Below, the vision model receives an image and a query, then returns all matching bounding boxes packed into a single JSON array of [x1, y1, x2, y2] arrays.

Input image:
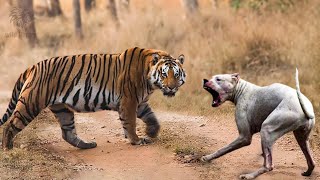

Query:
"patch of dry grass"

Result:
[[158, 125, 205, 155], [0, 111, 74, 179], [156, 122, 221, 179]]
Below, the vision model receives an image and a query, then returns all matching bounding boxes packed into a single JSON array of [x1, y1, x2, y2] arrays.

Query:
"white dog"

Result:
[[201, 69, 315, 179]]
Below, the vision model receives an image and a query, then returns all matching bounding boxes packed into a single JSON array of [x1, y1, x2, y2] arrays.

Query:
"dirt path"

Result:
[[0, 89, 319, 179], [38, 110, 320, 180]]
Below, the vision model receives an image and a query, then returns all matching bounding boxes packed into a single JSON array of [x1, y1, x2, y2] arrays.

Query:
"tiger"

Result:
[[0, 47, 186, 150]]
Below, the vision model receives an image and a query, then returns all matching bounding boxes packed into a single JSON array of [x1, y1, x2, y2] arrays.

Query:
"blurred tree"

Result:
[[120, 0, 130, 11], [84, 0, 96, 12], [211, 0, 217, 9], [73, 0, 83, 38], [182, 0, 199, 14], [7, 0, 13, 6], [107, 0, 118, 22], [14, 0, 38, 47], [47, 0, 63, 17]]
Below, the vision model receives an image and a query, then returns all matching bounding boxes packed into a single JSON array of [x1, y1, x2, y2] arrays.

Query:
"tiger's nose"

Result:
[[168, 87, 175, 90]]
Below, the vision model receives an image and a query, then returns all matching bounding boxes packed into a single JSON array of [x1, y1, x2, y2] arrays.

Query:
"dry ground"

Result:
[[0, 91, 319, 180]]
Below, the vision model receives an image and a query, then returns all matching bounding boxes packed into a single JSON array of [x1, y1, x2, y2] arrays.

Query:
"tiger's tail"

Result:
[[0, 68, 32, 126]]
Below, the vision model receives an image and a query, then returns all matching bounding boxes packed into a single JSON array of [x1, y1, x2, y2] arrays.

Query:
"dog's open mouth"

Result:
[[203, 79, 221, 107]]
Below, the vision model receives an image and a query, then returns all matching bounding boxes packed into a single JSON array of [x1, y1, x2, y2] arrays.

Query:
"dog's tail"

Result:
[[295, 68, 315, 119]]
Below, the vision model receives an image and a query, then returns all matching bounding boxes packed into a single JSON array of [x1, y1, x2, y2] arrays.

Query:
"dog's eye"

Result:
[[216, 78, 221, 82]]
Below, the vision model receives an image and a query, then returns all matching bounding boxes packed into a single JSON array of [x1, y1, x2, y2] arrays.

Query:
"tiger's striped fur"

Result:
[[1, 47, 186, 150]]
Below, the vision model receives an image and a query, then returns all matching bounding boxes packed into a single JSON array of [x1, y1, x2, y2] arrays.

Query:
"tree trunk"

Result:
[[47, 0, 63, 17], [211, 0, 217, 10], [84, 0, 95, 12], [15, 0, 38, 47], [182, 0, 199, 14], [120, 0, 130, 11], [73, 0, 83, 39], [107, 0, 118, 22]]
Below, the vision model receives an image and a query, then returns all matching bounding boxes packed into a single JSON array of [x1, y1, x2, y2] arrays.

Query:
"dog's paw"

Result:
[[200, 155, 211, 162], [301, 170, 312, 176], [239, 174, 255, 179]]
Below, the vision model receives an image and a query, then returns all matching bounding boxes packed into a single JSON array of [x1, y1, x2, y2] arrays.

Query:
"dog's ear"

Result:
[[231, 73, 240, 82]]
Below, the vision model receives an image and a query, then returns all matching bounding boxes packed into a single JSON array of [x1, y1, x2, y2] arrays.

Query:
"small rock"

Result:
[[199, 124, 206, 127], [101, 126, 106, 128], [20, 144, 27, 149], [107, 140, 111, 143], [91, 137, 95, 140]]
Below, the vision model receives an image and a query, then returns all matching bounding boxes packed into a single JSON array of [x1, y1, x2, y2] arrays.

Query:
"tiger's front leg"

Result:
[[137, 103, 160, 138], [118, 99, 151, 145]]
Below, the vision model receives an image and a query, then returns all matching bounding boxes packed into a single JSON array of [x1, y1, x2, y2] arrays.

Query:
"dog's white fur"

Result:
[[202, 69, 315, 179]]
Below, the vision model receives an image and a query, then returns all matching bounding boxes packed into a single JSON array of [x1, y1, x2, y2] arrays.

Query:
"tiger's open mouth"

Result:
[[203, 79, 221, 107]]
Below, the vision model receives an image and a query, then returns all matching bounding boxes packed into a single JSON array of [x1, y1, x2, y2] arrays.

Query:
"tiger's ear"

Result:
[[178, 54, 185, 64], [152, 53, 160, 65]]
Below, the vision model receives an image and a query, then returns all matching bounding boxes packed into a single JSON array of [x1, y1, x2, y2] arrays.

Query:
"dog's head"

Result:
[[203, 73, 240, 107]]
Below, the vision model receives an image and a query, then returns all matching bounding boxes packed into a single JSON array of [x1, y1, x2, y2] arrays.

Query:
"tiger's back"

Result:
[[23, 54, 120, 112]]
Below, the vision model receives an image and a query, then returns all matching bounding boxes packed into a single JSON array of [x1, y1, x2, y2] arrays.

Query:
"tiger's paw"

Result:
[[146, 124, 160, 138], [140, 137, 153, 145], [77, 141, 97, 149], [131, 137, 153, 145]]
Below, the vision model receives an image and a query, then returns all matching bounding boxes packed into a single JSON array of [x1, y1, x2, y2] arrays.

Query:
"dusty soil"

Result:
[[0, 91, 319, 180]]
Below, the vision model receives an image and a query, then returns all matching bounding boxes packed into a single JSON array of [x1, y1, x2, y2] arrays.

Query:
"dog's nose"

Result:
[[203, 79, 209, 85]]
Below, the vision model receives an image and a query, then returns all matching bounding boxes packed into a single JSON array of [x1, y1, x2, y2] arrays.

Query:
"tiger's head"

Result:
[[147, 52, 186, 97]]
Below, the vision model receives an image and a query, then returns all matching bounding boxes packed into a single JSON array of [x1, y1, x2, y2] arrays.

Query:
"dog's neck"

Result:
[[229, 79, 259, 105]]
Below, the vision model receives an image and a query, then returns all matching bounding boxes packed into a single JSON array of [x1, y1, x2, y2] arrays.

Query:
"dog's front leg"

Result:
[[201, 114, 252, 162], [201, 135, 252, 162]]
